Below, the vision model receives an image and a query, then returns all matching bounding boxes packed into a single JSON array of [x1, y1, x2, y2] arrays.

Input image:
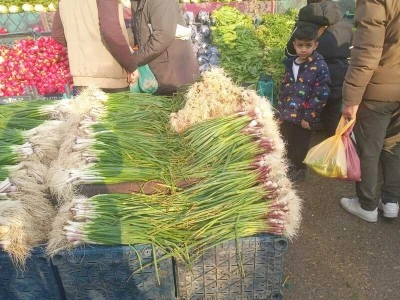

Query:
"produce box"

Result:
[[0, 31, 49, 47], [51, 244, 176, 300], [0, 11, 50, 33], [176, 234, 288, 299], [0, 248, 63, 300], [0, 84, 72, 103], [0, 34, 73, 98]]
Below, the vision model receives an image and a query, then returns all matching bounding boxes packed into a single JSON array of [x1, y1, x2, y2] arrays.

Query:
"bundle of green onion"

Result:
[[50, 71, 301, 264], [0, 99, 62, 264], [63, 113, 287, 266], [0, 100, 56, 187], [67, 93, 187, 188]]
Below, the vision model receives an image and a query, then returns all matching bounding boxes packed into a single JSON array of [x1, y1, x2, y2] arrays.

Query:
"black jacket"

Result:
[[286, 0, 353, 99]]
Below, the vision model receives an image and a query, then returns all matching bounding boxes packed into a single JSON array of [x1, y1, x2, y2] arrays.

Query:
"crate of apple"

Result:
[[0, 37, 72, 97]]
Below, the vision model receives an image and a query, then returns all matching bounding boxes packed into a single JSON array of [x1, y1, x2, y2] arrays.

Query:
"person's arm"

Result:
[[342, 0, 386, 109], [132, 0, 178, 66], [302, 61, 330, 124], [51, 9, 67, 47], [97, 0, 137, 72]]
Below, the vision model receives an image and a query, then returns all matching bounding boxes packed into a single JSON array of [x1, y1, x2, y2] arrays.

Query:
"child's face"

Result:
[[293, 39, 318, 61]]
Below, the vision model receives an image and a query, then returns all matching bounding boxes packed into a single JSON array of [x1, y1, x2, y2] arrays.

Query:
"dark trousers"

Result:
[[280, 121, 312, 171], [354, 100, 400, 211], [321, 95, 342, 137]]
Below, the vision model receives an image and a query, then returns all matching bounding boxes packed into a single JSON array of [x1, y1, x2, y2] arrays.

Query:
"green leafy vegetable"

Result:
[[211, 6, 266, 84]]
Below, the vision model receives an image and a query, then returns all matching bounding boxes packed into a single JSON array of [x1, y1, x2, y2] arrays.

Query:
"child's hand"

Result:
[[301, 119, 311, 130]]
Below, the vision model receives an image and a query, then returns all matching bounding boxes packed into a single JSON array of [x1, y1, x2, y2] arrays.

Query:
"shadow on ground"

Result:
[[282, 140, 400, 299]]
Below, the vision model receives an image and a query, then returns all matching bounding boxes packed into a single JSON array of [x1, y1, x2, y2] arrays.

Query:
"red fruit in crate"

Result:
[[0, 36, 73, 96], [27, 72, 35, 79], [47, 84, 57, 94], [0, 28, 8, 34]]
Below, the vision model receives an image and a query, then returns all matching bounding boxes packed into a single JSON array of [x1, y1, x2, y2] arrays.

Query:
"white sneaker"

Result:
[[340, 197, 378, 222], [378, 199, 399, 218]]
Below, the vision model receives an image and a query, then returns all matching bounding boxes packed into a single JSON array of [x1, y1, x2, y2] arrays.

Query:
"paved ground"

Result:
[[282, 163, 400, 299]]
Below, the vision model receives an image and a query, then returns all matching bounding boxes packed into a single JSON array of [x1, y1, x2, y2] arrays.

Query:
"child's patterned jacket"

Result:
[[277, 51, 330, 129]]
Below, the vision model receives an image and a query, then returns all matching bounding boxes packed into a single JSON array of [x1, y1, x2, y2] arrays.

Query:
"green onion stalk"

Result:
[[0, 127, 46, 166], [0, 100, 56, 131], [0, 141, 29, 167], [0, 167, 8, 183]]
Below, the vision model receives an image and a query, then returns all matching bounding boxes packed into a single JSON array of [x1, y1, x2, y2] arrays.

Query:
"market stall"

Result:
[[0, 72, 301, 299], [0, 1, 310, 299]]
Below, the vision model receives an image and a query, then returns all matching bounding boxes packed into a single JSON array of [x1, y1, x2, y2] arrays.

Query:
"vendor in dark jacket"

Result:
[[286, 0, 353, 136], [130, 0, 200, 95]]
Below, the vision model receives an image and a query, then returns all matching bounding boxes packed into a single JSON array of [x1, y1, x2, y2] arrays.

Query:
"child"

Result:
[[285, 0, 353, 137], [277, 25, 330, 182]]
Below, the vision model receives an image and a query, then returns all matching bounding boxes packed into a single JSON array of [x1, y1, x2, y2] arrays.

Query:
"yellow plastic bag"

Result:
[[303, 117, 356, 178]]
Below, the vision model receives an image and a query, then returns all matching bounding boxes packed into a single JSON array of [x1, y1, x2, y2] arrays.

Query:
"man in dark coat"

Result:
[[286, 0, 353, 136], [130, 0, 200, 95]]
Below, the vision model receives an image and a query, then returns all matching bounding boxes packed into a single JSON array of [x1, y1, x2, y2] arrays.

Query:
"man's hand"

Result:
[[301, 119, 311, 130], [128, 69, 139, 84], [342, 104, 359, 120]]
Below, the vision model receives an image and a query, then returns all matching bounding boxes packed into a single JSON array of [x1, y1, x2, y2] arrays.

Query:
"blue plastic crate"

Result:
[[0, 12, 43, 33], [175, 234, 288, 300], [51, 244, 176, 300], [0, 248, 63, 300]]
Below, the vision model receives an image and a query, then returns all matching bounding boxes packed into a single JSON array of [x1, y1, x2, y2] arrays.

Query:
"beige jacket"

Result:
[[343, 0, 400, 105], [53, 0, 131, 88]]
